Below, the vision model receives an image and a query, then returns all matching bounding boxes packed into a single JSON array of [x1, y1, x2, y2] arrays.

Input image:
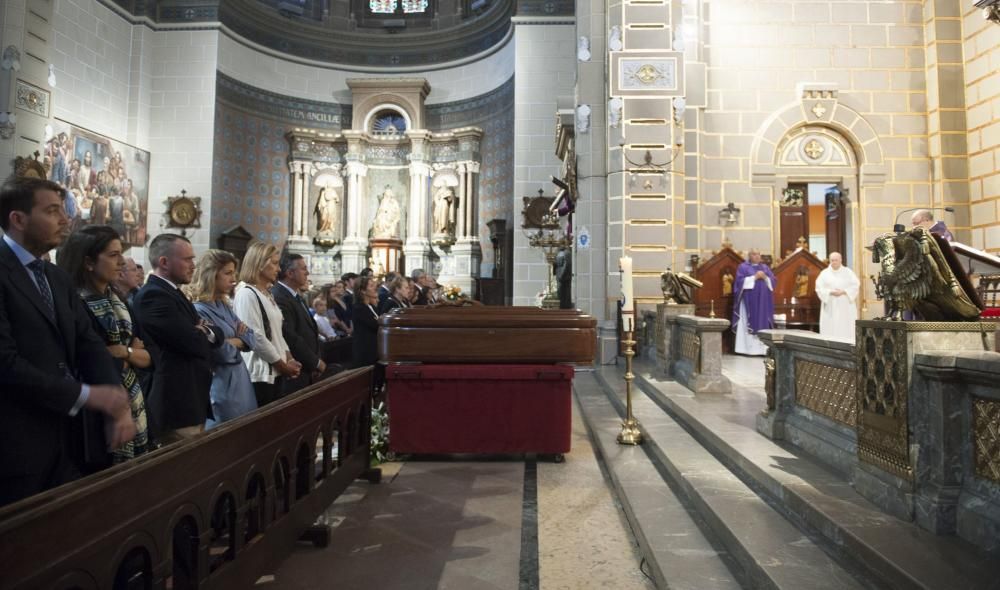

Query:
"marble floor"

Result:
[[267, 393, 655, 590]]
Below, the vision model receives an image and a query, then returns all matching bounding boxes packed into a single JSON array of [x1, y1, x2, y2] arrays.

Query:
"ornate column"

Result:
[[341, 154, 369, 274], [287, 161, 311, 249], [461, 161, 481, 241], [404, 151, 433, 273]]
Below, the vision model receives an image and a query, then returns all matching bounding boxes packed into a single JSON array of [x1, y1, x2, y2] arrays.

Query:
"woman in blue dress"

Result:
[[185, 249, 258, 427]]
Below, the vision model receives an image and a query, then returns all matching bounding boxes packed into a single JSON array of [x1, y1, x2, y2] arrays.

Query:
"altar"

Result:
[[282, 78, 484, 293], [378, 307, 597, 457]]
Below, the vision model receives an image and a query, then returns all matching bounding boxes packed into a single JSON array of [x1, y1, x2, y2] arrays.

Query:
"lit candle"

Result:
[[620, 256, 634, 332]]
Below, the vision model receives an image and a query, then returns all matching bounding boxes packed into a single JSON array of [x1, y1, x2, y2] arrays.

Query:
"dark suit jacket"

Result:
[[132, 275, 222, 433], [377, 295, 405, 315], [413, 286, 429, 306], [272, 283, 321, 393], [351, 302, 379, 368], [0, 239, 118, 504]]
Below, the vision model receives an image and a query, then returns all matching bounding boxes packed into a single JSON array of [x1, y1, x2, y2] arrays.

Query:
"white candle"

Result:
[[620, 256, 634, 332]]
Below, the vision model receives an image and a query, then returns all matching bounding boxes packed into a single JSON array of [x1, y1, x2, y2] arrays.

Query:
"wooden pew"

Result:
[[772, 249, 826, 332], [0, 368, 376, 590], [379, 307, 597, 457]]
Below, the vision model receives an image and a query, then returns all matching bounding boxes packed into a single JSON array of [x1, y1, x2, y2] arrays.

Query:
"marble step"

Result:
[[631, 364, 1000, 590], [592, 369, 871, 590], [574, 372, 743, 590]]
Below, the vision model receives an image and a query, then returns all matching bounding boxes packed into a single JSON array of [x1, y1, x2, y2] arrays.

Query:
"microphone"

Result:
[[893, 206, 954, 233]]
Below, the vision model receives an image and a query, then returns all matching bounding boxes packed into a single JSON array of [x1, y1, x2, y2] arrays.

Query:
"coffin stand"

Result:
[[379, 307, 597, 458]]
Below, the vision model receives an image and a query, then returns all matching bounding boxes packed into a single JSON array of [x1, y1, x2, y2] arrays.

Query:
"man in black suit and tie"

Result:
[[133, 233, 223, 442], [411, 268, 432, 305], [273, 253, 325, 395], [0, 177, 135, 506]]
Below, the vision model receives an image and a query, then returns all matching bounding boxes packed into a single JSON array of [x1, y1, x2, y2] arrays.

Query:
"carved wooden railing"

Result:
[[0, 367, 376, 590]]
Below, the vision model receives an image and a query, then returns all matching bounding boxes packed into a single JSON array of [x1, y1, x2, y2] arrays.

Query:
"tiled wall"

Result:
[[511, 20, 575, 306], [965, 5, 1000, 251]]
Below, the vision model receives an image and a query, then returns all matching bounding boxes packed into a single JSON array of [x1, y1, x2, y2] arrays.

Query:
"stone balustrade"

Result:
[[655, 303, 695, 378], [913, 351, 1000, 551], [755, 321, 999, 553], [756, 329, 858, 476], [665, 314, 731, 394]]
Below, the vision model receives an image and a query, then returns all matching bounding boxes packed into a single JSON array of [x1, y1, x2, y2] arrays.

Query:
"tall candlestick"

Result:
[[620, 256, 634, 332]]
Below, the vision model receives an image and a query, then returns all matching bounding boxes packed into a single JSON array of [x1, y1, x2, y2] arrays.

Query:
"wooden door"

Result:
[[825, 188, 846, 264], [779, 185, 808, 258]]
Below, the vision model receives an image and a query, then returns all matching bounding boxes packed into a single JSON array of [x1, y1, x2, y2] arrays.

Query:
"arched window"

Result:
[[371, 110, 407, 137], [356, 0, 435, 27]]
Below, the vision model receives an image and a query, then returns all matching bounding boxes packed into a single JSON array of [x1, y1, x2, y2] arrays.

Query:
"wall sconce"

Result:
[[0, 112, 17, 140], [1, 46, 21, 71], [620, 139, 680, 190], [719, 202, 740, 225], [975, 0, 1000, 23]]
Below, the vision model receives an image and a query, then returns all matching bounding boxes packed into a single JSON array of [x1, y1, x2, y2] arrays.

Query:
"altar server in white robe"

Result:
[[815, 252, 860, 343]]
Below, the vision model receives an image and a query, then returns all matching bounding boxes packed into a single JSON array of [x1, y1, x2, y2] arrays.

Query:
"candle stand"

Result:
[[616, 330, 643, 445]]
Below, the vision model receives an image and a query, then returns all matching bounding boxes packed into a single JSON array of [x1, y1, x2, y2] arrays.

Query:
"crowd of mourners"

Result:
[[0, 177, 443, 507]]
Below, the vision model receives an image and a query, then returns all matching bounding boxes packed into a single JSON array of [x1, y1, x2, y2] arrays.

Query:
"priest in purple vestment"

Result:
[[732, 249, 776, 356]]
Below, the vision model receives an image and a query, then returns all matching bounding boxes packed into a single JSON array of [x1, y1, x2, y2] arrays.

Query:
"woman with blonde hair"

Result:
[[233, 241, 301, 406], [185, 250, 257, 426]]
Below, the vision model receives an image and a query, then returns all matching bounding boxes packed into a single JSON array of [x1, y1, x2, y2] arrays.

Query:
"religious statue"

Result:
[[794, 265, 810, 298], [371, 185, 401, 239], [432, 185, 456, 241], [721, 269, 734, 297], [314, 186, 341, 240]]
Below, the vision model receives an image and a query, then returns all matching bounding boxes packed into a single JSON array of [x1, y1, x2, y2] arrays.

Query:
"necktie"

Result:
[[27, 259, 56, 320]]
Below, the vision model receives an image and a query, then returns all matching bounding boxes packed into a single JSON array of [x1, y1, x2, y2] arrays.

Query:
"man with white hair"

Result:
[[911, 209, 953, 242], [815, 252, 860, 343]]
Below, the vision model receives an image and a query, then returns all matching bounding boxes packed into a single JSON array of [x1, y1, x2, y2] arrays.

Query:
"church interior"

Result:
[[2, 0, 1000, 588]]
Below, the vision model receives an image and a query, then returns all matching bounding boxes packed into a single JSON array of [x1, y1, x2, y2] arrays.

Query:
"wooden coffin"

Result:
[[378, 306, 597, 365]]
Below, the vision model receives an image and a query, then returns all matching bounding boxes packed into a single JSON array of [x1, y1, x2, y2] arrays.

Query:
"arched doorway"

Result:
[[751, 85, 887, 316]]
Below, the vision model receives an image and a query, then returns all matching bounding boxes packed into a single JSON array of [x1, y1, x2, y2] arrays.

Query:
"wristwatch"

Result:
[[126, 346, 134, 360]]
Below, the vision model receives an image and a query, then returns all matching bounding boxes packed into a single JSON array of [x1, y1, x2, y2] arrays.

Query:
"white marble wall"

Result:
[[216, 31, 514, 106], [511, 21, 576, 307], [50, 0, 134, 141], [145, 29, 220, 257]]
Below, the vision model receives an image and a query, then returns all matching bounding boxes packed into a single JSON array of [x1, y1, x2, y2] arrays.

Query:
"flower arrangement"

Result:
[[370, 402, 393, 465], [443, 284, 464, 301]]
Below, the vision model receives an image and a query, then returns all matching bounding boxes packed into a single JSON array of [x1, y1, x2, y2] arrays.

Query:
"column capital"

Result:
[[288, 161, 305, 174], [464, 161, 482, 175], [346, 161, 368, 177], [410, 161, 433, 177]]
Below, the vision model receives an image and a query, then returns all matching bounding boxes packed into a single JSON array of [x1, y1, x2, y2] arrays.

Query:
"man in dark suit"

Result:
[[340, 272, 358, 326], [377, 271, 397, 306], [0, 177, 134, 506], [132, 233, 222, 443], [411, 268, 431, 305], [273, 253, 325, 395]]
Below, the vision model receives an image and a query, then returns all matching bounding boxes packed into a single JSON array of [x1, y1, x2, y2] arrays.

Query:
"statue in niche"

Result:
[[432, 185, 457, 242], [721, 269, 734, 297], [794, 265, 810, 298], [371, 185, 402, 239], [314, 185, 342, 240]]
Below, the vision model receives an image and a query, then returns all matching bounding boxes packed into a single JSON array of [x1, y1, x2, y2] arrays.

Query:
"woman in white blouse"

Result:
[[233, 241, 302, 407]]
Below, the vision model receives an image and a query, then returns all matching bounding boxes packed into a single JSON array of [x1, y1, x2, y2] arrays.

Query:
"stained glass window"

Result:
[[369, 0, 397, 13], [401, 0, 428, 12]]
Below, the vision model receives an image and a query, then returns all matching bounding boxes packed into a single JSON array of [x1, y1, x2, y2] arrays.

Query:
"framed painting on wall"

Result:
[[44, 119, 151, 248]]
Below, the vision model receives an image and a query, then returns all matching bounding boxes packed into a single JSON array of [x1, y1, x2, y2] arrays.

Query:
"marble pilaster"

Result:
[[341, 157, 369, 273]]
